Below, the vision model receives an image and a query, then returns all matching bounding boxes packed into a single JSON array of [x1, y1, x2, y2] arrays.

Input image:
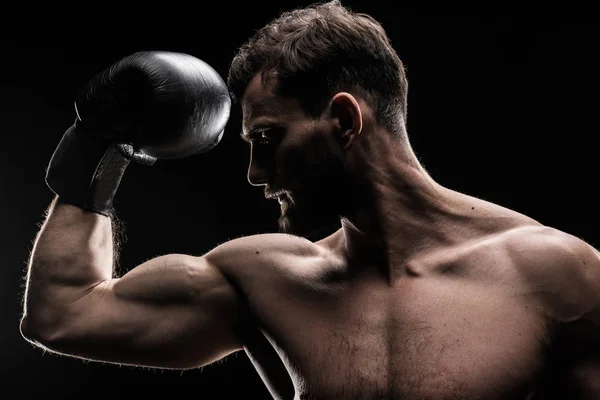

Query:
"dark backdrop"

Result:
[[0, 3, 597, 399]]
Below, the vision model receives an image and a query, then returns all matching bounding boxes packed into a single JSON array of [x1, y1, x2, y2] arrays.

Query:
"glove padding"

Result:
[[46, 51, 231, 215]]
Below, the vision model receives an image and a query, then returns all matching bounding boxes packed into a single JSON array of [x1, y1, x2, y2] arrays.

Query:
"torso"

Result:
[[219, 201, 583, 399]]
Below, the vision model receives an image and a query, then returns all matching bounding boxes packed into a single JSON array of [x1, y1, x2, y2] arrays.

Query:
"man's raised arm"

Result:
[[20, 50, 235, 369], [21, 199, 243, 369]]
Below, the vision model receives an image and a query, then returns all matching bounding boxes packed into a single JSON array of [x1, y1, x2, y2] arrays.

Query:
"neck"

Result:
[[339, 127, 466, 264]]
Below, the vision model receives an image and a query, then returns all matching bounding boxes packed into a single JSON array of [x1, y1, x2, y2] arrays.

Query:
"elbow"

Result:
[[20, 313, 66, 348], [20, 315, 42, 343]]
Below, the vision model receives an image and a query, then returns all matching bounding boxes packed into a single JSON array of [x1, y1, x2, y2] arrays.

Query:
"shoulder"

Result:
[[503, 225, 598, 276], [203, 232, 330, 276], [502, 225, 600, 323]]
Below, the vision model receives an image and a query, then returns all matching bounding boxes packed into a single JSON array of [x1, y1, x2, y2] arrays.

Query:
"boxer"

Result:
[[21, 2, 600, 399]]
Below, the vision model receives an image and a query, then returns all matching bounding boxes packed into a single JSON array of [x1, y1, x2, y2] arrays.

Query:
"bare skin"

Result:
[[21, 74, 600, 399]]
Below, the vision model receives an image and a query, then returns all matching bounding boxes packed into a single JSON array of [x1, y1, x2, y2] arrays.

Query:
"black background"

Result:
[[0, 3, 597, 399]]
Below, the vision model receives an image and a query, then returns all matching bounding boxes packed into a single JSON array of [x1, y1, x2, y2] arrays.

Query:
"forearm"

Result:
[[22, 196, 117, 329]]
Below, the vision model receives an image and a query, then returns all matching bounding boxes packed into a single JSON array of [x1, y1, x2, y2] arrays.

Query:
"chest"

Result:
[[248, 275, 551, 399]]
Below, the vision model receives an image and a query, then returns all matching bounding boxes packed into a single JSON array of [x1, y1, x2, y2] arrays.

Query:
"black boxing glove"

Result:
[[46, 51, 231, 216]]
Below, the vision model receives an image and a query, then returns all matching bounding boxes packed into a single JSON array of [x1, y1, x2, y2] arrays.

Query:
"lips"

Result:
[[264, 188, 286, 199], [267, 193, 285, 202], [265, 190, 288, 205]]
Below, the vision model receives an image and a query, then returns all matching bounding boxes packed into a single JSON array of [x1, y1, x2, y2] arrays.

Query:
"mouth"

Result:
[[265, 189, 285, 198], [265, 190, 290, 205], [267, 194, 286, 204]]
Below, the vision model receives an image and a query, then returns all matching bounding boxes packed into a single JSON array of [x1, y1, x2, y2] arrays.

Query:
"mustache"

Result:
[[264, 187, 296, 207], [264, 186, 289, 199]]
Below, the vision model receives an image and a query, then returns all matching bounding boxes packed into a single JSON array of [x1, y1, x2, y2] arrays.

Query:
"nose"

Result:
[[247, 152, 270, 186]]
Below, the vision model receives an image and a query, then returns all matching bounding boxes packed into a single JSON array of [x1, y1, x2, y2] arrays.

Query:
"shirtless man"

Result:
[[20, 1, 600, 399]]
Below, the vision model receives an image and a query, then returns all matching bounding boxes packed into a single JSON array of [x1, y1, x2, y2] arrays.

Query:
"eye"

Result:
[[253, 129, 276, 147], [256, 131, 271, 146]]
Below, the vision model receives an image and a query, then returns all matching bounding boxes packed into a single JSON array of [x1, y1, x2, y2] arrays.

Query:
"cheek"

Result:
[[276, 142, 313, 181], [278, 137, 343, 183]]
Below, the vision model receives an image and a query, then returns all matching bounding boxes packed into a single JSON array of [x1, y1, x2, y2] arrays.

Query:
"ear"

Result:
[[330, 92, 363, 150]]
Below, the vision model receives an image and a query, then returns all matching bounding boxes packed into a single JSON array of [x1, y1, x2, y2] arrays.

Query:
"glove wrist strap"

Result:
[[45, 124, 131, 216]]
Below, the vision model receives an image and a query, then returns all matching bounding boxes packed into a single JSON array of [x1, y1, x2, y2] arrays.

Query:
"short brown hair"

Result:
[[228, 0, 409, 137]]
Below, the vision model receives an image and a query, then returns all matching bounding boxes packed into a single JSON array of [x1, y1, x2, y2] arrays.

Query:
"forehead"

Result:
[[241, 73, 301, 131]]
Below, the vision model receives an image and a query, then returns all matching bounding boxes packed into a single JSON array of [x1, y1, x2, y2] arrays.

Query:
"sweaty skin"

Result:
[[21, 74, 600, 400]]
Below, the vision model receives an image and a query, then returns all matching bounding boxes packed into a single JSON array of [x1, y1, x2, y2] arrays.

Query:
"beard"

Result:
[[277, 192, 340, 239], [273, 134, 355, 240]]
